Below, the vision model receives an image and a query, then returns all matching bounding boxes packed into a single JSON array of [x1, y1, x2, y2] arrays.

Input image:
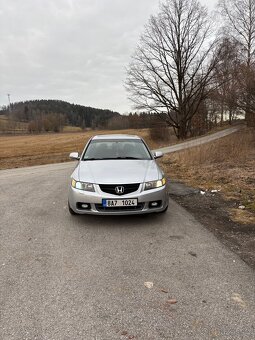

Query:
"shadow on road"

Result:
[[67, 210, 169, 230]]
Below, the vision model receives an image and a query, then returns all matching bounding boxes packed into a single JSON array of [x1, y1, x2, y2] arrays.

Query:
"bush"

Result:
[[149, 122, 171, 142]]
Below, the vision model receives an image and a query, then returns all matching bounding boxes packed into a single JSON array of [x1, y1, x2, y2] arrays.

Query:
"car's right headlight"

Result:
[[144, 177, 166, 191], [71, 179, 95, 192]]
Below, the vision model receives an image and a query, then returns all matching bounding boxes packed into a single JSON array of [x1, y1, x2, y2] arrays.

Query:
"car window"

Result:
[[83, 139, 152, 160]]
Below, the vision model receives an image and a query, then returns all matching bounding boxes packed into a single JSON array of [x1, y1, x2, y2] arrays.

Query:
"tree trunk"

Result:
[[177, 120, 188, 139], [220, 102, 224, 126], [229, 109, 232, 125], [246, 110, 255, 127]]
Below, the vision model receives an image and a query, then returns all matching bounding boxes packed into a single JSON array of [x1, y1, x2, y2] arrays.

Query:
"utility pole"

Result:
[[7, 94, 11, 112]]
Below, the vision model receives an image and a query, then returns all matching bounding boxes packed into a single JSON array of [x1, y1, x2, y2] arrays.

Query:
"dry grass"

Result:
[[0, 117, 84, 134], [149, 124, 173, 142], [160, 128, 255, 223], [62, 126, 83, 132], [0, 116, 28, 132], [0, 128, 173, 170], [174, 129, 252, 165]]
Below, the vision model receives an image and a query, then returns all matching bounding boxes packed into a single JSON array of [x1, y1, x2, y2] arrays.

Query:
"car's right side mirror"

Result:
[[69, 152, 80, 160], [154, 151, 163, 159]]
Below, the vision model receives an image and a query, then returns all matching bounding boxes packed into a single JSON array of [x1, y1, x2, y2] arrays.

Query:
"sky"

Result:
[[0, 0, 217, 114]]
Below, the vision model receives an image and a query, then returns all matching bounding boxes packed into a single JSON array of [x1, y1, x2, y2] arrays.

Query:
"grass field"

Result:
[[0, 115, 28, 132], [0, 115, 85, 134], [0, 128, 176, 170]]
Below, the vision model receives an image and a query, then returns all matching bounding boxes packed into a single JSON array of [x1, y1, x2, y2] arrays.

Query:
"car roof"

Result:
[[92, 134, 141, 140]]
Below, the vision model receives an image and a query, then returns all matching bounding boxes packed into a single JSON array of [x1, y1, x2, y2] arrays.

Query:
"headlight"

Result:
[[71, 179, 95, 192], [144, 177, 166, 191]]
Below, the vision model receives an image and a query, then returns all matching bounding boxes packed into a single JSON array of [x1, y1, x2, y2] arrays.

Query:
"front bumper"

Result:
[[68, 183, 169, 215]]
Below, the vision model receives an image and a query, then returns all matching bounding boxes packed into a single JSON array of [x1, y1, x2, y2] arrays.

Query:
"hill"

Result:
[[0, 99, 120, 131]]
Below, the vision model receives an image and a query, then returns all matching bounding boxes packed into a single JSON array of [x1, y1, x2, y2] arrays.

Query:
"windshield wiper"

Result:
[[116, 157, 141, 160], [84, 157, 144, 161], [84, 157, 118, 161], [83, 158, 103, 161]]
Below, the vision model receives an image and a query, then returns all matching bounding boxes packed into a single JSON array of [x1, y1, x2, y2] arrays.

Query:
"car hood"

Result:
[[77, 160, 161, 184]]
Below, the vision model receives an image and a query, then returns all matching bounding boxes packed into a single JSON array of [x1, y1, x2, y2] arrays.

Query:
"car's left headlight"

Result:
[[144, 177, 166, 191], [71, 179, 95, 192]]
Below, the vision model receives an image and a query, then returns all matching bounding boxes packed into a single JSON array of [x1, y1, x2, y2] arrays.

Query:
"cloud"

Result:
[[0, 0, 217, 113]]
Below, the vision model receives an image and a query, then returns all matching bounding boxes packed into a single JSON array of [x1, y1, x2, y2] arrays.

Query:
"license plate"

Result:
[[102, 199, 138, 207]]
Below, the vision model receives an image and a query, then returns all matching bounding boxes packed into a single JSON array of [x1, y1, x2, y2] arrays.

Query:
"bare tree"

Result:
[[214, 38, 241, 124], [126, 0, 219, 139], [219, 0, 255, 126]]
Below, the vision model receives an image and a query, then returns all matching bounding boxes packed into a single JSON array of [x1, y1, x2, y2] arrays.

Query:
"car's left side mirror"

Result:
[[69, 152, 80, 160], [154, 151, 163, 159]]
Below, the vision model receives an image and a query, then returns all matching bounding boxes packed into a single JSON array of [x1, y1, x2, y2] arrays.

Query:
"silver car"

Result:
[[68, 134, 169, 215]]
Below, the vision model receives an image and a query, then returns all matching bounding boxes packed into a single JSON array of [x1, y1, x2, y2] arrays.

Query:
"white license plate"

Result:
[[102, 199, 138, 207]]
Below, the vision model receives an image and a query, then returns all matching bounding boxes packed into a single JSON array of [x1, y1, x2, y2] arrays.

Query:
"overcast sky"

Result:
[[0, 0, 217, 114]]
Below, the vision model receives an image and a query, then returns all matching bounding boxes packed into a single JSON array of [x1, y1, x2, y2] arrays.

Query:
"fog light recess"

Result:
[[149, 201, 162, 209], [77, 203, 91, 210]]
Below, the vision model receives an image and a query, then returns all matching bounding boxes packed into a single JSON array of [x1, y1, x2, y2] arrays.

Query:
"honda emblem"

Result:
[[115, 186, 124, 194]]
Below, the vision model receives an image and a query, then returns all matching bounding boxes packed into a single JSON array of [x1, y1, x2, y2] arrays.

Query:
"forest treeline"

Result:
[[0, 99, 160, 133], [0, 100, 120, 132]]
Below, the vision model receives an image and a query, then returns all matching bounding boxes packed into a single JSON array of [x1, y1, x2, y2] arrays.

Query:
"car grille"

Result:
[[99, 183, 140, 196], [95, 203, 144, 212]]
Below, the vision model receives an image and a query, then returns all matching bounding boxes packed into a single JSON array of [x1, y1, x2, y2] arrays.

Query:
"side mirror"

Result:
[[69, 152, 80, 160], [154, 151, 163, 159]]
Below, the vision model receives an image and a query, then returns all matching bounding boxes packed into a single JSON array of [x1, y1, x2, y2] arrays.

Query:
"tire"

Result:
[[68, 202, 78, 215]]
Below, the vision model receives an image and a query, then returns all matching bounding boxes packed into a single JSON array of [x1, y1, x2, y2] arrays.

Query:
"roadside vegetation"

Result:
[[160, 128, 255, 224]]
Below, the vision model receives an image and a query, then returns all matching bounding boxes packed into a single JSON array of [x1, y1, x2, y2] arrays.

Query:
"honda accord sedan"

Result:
[[68, 134, 169, 215]]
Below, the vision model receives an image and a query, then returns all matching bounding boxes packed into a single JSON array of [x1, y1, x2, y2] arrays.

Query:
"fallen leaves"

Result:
[[143, 281, 178, 313], [188, 251, 197, 257], [231, 293, 246, 308], [160, 289, 169, 294], [166, 299, 178, 305], [144, 281, 153, 289], [120, 330, 135, 339]]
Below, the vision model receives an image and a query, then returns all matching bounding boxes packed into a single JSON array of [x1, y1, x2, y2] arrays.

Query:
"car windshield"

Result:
[[82, 139, 152, 161]]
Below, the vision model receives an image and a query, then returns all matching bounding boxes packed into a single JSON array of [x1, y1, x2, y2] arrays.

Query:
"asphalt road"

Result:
[[156, 126, 241, 154], [0, 160, 254, 340]]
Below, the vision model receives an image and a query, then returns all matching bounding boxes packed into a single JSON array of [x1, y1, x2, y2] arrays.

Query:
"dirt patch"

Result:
[[170, 182, 255, 269]]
